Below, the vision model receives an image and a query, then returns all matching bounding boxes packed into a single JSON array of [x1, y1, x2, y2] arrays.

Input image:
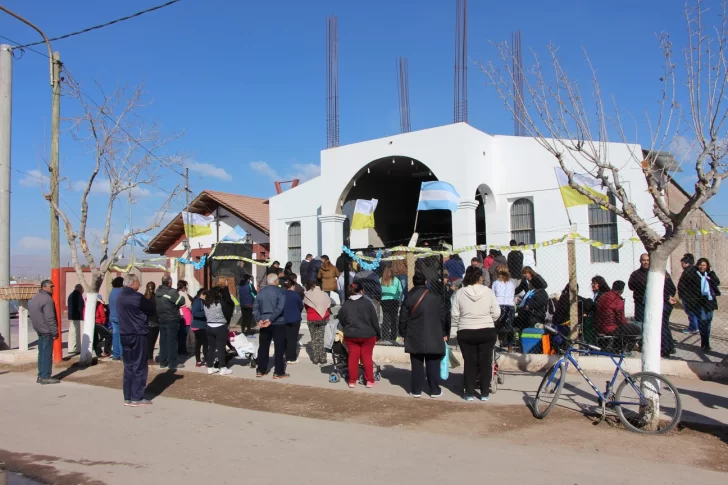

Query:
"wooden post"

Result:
[[18, 299, 28, 352], [407, 253, 415, 289], [568, 233, 579, 339]]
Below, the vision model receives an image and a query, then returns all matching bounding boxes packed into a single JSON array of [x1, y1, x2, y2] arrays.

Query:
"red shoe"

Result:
[[366, 382, 375, 388], [195, 362, 203, 368]]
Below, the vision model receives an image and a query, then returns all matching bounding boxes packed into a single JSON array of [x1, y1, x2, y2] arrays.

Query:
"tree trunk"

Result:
[[79, 291, 98, 365], [640, 246, 671, 430]]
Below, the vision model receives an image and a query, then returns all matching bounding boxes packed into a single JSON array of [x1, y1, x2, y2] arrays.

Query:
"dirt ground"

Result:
[[24, 361, 722, 475]]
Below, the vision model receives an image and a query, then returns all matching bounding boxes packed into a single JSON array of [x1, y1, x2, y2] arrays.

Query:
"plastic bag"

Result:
[[231, 333, 257, 359], [440, 343, 450, 380], [324, 318, 338, 351]]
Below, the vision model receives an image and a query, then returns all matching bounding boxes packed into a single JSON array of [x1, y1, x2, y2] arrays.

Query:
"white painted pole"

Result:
[[18, 300, 28, 352], [0, 45, 13, 348]]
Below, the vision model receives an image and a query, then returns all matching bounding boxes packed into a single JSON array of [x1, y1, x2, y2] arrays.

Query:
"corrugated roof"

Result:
[[146, 190, 269, 254]]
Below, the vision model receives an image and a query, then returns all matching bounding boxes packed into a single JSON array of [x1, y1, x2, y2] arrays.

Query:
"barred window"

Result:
[[511, 198, 535, 245], [588, 195, 619, 263], [287, 222, 302, 275]]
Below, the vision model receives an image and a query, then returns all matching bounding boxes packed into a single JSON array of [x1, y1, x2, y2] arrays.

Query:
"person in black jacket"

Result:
[[680, 258, 721, 351], [155, 276, 185, 369], [399, 272, 448, 398], [514, 267, 549, 332], [67, 284, 84, 355], [117, 274, 155, 406], [300, 254, 312, 286], [507, 240, 524, 282], [338, 282, 381, 388], [239, 274, 257, 335]]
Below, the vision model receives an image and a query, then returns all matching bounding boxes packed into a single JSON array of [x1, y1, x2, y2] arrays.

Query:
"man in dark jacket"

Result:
[[253, 273, 287, 377], [507, 240, 523, 282], [335, 252, 348, 274], [117, 274, 155, 406], [399, 272, 448, 397], [29, 280, 60, 385], [307, 257, 322, 286], [66, 284, 84, 355], [677, 253, 700, 334], [300, 254, 312, 285], [155, 275, 185, 369]]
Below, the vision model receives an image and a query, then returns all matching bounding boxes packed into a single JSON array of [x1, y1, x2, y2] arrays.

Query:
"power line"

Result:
[[0, 34, 49, 58], [13, 0, 183, 48]]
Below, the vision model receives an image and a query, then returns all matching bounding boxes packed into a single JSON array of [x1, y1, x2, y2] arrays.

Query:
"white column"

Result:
[[452, 199, 479, 263], [318, 214, 346, 258], [18, 300, 28, 352]]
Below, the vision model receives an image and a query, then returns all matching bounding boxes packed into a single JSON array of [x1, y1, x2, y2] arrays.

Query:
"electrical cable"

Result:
[[13, 0, 182, 48]]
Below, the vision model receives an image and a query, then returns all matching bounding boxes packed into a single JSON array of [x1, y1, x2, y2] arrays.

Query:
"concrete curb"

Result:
[[372, 345, 728, 380], [0, 349, 37, 365]]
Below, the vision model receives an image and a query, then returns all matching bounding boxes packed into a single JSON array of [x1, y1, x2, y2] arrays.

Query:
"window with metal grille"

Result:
[[588, 195, 619, 263], [510, 198, 535, 245], [287, 222, 302, 275]]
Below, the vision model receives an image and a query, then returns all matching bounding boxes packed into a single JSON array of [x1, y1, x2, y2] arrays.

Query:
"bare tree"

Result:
[[481, 0, 727, 427], [45, 74, 183, 364]]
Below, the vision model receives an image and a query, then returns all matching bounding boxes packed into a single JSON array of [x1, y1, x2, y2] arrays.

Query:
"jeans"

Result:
[[206, 325, 229, 369], [410, 353, 443, 395], [344, 336, 376, 385], [37, 334, 53, 379], [257, 325, 287, 375], [93, 325, 112, 356], [458, 328, 497, 397], [683, 301, 699, 332], [158, 321, 180, 367], [698, 308, 714, 349], [110, 317, 121, 359], [147, 326, 160, 362], [193, 328, 208, 363], [285, 322, 301, 362], [121, 334, 148, 402], [178, 320, 189, 355]]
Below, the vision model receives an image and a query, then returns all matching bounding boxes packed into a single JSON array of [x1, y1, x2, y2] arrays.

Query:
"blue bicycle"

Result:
[[533, 325, 682, 435]]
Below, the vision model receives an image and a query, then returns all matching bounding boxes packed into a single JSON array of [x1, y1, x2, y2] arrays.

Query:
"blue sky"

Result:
[[3, 0, 727, 275]]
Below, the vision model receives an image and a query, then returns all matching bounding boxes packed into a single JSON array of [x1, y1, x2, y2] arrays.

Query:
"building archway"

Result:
[[338, 156, 453, 248], [474, 184, 496, 246]]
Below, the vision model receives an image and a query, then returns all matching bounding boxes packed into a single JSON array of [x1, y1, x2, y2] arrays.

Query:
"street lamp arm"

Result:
[[0, 6, 54, 85]]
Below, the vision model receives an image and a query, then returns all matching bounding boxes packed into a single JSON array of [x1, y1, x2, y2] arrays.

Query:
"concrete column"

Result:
[[318, 214, 346, 258], [0, 45, 12, 347], [452, 199, 479, 263]]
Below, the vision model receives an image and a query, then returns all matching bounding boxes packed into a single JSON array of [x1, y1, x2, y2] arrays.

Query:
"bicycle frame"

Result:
[[555, 345, 637, 407]]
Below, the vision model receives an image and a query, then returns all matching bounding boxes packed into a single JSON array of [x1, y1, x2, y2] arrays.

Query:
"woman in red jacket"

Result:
[[593, 276, 641, 351]]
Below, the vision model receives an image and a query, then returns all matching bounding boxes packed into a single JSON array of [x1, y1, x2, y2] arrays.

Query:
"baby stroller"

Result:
[[328, 330, 382, 384], [230, 331, 257, 368]]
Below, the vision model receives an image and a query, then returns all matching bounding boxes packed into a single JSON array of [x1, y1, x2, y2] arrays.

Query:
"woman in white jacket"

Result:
[[451, 266, 501, 401]]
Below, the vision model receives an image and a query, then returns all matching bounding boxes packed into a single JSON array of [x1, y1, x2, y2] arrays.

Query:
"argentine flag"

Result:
[[417, 181, 461, 212]]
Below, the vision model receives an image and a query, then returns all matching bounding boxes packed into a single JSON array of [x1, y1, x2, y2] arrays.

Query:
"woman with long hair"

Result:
[[491, 265, 516, 352], [590, 276, 610, 305], [176, 280, 193, 355], [337, 282, 381, 388], [144, 281, 159, 365], [451, 267, 501, 401], [694, 258, 720, 351], [203, 286, 233, 376], [284, 261, 294, 277], [191, 288, 208, 367], [303, 281, 331, 365], [238, 274, 257, 335], [380, 266, 403, 341], [513, 266, 550, 332]]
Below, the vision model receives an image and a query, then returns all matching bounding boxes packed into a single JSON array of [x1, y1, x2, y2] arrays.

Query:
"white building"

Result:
[[269, 123, 663, 314]]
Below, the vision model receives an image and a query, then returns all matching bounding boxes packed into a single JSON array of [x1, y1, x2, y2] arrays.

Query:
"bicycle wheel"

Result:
[[532, 361, 566, 419], [614, 371, 682, 435]]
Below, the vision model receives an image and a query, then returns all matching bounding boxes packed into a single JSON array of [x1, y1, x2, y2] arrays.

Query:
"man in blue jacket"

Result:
[[117, 274, 155, 406], [108, 277, 124, 361], [253, 273, 287, 378]]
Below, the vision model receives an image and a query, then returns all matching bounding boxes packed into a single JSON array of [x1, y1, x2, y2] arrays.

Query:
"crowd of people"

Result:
[[24, 242, 721, 406]]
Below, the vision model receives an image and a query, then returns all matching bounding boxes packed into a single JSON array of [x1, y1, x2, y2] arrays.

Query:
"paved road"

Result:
[[1, 369, 727, 485]]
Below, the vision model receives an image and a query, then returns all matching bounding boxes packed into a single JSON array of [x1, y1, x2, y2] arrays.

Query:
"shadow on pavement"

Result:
[[145, 370, 184, 400]]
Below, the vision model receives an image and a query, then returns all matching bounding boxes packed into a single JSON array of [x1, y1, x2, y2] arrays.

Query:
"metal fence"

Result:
[[334, 240, 727, 362]]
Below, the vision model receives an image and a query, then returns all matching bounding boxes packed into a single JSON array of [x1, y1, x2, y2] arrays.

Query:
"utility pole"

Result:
[[50, 52, 62, 362], [0, 45, 12, 348]]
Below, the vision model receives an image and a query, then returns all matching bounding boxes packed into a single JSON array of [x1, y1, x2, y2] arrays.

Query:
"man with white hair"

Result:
[[253, 273, 287, 378], [117, 273, 156, 407]]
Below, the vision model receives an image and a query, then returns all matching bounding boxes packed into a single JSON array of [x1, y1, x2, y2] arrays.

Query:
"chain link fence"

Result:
[[336, 239, 727, 361]]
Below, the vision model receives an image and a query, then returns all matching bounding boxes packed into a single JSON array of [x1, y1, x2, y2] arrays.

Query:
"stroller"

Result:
[[230, 331, 257, 368], [328, 330, 382, 384]]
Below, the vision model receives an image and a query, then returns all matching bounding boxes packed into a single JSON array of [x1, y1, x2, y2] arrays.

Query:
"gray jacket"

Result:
[[29, 289, 59, 336], [253, 285, 286, 325]]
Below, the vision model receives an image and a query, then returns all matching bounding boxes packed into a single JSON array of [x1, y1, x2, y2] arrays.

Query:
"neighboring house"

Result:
[[146, 190, 270, 294]]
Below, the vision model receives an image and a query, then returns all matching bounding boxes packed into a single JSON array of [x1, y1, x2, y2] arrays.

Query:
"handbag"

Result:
[[410, 289, 429, 314], [440, 342, 450, 380]]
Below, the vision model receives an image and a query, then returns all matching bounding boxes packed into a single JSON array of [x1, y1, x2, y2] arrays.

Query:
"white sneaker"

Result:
[[207, 368, 220, 375], [219, 367, 232, 376]]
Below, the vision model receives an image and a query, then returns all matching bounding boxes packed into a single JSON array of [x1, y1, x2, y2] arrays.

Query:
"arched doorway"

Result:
[[474, 184, 495, 246], [338, 156, 453, 248]]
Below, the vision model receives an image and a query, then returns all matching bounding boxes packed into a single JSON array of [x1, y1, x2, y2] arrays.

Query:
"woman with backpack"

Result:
[[399, 272, 448, 398]]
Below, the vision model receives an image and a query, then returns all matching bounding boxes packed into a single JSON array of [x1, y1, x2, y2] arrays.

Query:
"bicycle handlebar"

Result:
[[543, 324, 601, 352]]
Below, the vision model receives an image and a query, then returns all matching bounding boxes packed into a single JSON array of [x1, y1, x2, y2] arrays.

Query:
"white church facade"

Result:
[[269, 123, 659, 311]]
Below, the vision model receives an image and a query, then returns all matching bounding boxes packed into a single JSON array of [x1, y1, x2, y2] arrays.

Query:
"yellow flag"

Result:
[[554, 167, 607, 208]]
